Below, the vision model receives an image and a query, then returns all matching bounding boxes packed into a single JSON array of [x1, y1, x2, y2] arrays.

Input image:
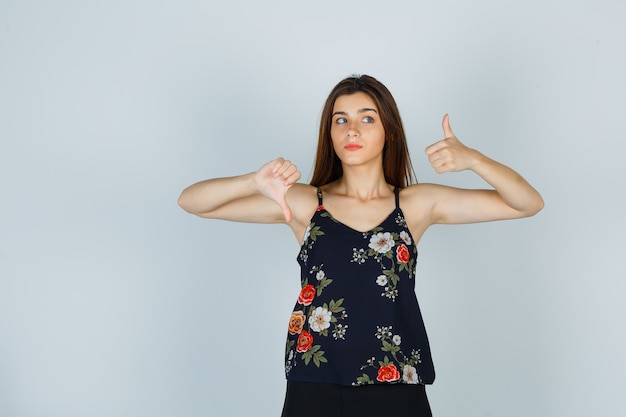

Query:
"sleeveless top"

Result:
[[284, 187, 435, 386]]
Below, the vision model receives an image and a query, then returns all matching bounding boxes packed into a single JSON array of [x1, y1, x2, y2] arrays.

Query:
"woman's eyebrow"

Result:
[[358, 107, 378, 114], [332, 108, 378, 117]]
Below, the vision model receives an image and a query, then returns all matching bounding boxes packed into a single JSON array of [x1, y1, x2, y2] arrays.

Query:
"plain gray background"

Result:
[[1, 0, 625, 416]]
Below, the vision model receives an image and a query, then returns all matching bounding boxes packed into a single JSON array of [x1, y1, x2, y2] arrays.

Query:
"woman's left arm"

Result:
[[423, 115, 544, 224]]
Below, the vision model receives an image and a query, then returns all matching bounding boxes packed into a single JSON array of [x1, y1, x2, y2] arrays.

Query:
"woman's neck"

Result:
[[327, 166, 393, 201]]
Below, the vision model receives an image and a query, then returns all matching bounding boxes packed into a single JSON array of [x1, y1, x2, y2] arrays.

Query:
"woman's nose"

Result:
[[347, 122, 359, 137]]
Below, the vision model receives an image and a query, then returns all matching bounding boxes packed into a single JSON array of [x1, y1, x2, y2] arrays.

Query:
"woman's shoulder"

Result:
[[287, 182, 320, 216], [397, 184, 441, 244], [283, 183, 320, 242], [400, 183, 441, 199], [288, 183, 319, 199], [398, 183, 445, 214]]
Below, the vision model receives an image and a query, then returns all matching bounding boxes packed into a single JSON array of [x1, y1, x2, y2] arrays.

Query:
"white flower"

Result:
[[400, 230, 412, 245], [375, 326, 393, 339], [411, 349, 422, 363], [382, 286, 398, 301], [368, 232, 395, 253], [392, 335, 402, 346], [316, 270, 326, 281], [332, 323, 348, 340], [351, 248, 367, 264], [309, 306, 332, 332], [403, 365, 419, 384], [376, 275, 388, 286]]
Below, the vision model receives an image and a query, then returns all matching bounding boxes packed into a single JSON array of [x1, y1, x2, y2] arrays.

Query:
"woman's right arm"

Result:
[[177, 158, 302, 224]]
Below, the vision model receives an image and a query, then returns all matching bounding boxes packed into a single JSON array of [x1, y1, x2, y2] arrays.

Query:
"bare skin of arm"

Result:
[[402, 115, 544, 243], [178, 158, 317, 243], [178, 116, 543, 247]]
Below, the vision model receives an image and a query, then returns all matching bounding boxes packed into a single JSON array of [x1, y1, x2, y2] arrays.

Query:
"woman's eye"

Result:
[[363, 116, 374, 123], [336, 117, 347, 124]]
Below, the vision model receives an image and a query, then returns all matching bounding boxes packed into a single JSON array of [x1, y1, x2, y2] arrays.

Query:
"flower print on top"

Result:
[[377, 363, 401, 382], [403, 364, 419, 384], [288, 311, 306, 335], [349, 223, 417, 302], [309, 306, 332, 332], [333, 193, 419, 303], [396, 244, 410, 264], [285, 262, 349, 371], [298, 284, 316, 306], [369, 232, 395, 253], [400, 230, 412, 245], [299, 221, 324, 264], [285, 187, 435, 386], [353, 325, 424, 386]]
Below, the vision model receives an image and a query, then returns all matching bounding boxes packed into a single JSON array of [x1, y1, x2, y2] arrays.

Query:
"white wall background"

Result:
[[1, 0, 625, 416]]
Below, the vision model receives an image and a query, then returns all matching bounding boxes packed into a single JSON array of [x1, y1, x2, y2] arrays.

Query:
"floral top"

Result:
[[284, 187, 435, 386]]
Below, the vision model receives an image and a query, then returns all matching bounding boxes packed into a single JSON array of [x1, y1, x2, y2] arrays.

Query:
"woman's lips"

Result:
[[344, 143, 363, 151]]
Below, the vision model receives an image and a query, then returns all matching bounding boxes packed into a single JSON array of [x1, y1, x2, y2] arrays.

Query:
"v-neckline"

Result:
[[318, 206, 400, 234]]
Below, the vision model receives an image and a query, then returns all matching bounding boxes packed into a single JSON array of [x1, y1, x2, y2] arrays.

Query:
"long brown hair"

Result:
[[310, 74, 416, 187]]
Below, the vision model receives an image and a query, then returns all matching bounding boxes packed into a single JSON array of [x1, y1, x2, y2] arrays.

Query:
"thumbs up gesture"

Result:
[[425, 114, 476, 173]]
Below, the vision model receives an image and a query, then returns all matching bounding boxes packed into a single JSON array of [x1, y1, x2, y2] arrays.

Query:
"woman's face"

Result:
[[330, 92, 386, 167]]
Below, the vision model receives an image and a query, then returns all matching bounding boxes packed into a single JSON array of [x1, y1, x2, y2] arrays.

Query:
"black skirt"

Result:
[[281, 381, 433, 417]]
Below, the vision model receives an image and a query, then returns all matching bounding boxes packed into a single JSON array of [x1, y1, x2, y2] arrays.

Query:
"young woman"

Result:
[[178, 75, 544, 417]]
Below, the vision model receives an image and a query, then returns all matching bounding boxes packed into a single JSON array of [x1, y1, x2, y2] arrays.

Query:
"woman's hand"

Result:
[[425, 114, 478, 173], [413, 114, 543, 224], [252, 158, 301, 222]]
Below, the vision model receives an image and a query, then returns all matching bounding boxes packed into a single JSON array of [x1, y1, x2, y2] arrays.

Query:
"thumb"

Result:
[[442, 114, 455, 139], [276, 194, 293, 223], [282, 203, 293, 223]]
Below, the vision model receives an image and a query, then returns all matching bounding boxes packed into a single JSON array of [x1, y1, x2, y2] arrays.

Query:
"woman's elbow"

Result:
[[525, 194, 545, 217], [177, 191, 197, 214]]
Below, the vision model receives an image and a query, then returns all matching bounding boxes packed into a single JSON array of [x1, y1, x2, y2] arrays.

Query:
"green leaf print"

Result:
[[355, 374, 374, 385], [378, 355, 392, 367], [313, 350, 328, 367], [384, 269, 400, 286], [382, 339, 401, 354], [328, 298, 345, 313], [317, 277, 333, 296], [308, 224, 324, 241], [302, 345, 327, 367]]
